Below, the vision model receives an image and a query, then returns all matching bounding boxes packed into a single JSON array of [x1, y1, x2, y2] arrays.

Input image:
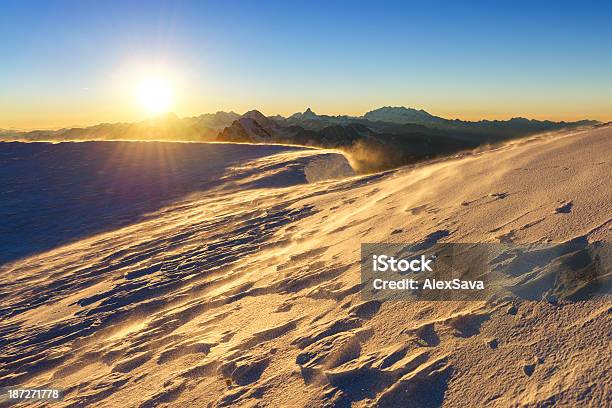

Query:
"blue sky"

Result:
[[1, 0, 611, 128]]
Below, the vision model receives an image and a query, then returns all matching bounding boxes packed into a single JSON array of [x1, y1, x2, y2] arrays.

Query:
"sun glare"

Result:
[[135, 77, 174, 116]]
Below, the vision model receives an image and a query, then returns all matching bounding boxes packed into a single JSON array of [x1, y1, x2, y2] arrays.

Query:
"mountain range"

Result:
[[0, 111, 242, 142], [217, 107, 597, 171], [1, 107, 598, 171]]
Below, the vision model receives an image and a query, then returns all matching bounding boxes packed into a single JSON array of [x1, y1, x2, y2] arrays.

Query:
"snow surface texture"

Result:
[[0, 142, 349, 265], [0, 127, 610, 407]]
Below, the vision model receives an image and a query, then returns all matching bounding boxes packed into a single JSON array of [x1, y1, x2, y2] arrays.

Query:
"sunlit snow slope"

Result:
[[0, 127, 610, 407]]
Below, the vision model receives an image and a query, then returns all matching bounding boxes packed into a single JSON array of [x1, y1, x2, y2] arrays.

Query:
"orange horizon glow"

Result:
[[2, 104, 609, 132]]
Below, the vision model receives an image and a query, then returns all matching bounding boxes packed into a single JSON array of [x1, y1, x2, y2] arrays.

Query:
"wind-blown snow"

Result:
[[0, 142, 351, 265]]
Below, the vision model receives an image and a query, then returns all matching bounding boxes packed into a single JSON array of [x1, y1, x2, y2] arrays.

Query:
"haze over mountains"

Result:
[[1, 107, 598, 171], [0, 111, 242, 142]]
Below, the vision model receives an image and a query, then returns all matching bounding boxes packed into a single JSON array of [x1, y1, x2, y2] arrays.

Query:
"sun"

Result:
[[135, 77, 174, 116]]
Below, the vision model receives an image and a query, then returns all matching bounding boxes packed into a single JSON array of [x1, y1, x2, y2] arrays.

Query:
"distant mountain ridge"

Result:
[[1, 106, 596, 142], [1, 107, 598, 171], [0, 111, 241, 142], [218, 108, 597, 171], [281, 106, 596, 137]]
